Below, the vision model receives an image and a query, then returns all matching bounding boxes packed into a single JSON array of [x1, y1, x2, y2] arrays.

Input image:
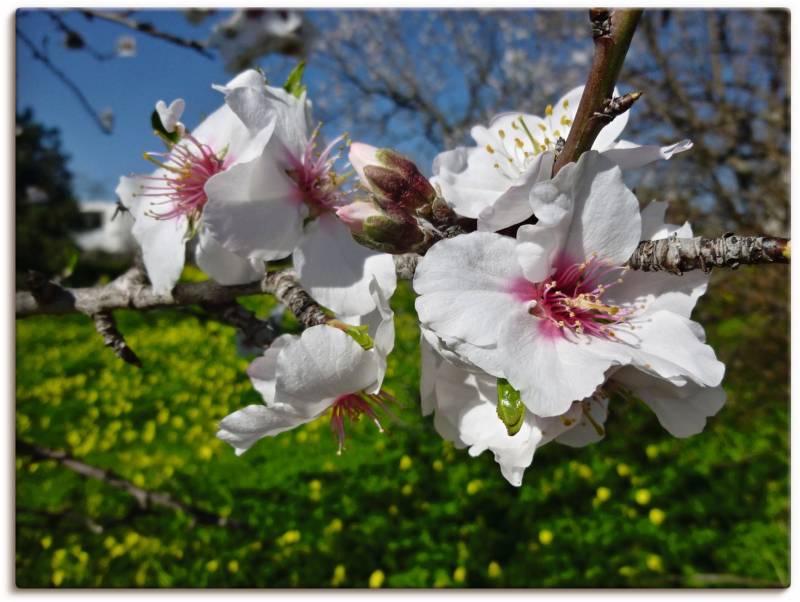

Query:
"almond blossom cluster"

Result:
[[117, 70, 725, 487]]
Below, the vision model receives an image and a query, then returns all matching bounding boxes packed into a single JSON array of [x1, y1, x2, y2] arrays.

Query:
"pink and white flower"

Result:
[[432, 85, 693, 232], [218, 278, 396, 454], [415, 151, 724, 418], [116, 77, 277, 294], [200, 71, 397, 316], [420, 334, 608, 486]]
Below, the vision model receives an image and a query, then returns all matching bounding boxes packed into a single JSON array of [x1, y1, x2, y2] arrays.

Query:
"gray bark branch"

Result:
[[17, 441, 240, 529]]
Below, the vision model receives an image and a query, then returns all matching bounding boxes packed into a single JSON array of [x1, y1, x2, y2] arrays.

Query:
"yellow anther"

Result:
[[538, 123, 547, 132], [493, 163, 500, 169], [498, 129, 506, 139], [515, 138, 524, 148], [524, 151, 531, 158], [545, 104, 553, 116], [561, 115, 572, 126], [511, 121, 519, 130], [508, 157, 514, 163], [553, 130, 561, 138], [562, 99, 569, 109], [544, 137, 552, 146], [485, 144, 495, 154]]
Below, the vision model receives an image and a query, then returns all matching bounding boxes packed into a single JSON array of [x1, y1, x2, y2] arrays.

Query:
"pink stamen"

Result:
[[141, 133, 226, 221], [285, 126, 345, 214], [329, 391, 395, 454], [513, 253, 631, 340]]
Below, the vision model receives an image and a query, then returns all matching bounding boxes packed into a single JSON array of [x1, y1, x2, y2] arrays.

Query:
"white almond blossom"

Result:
[[432, 85, 693, 232], [202, 70, 396, 316], [415, 151, 725, 418], [420, 334, 608, 487], [218, 277, 395, 455], [116, 74, 277, 294]]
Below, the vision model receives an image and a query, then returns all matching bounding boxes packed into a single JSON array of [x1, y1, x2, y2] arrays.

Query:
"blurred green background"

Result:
[[16, 8, 789, 589]]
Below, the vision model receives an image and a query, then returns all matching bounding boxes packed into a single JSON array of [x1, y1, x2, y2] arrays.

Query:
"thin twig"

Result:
[[17, 441, 240, 529], [92, 310, 142, 367], [79, 9, 213, 58], [16, 27, 113, 134], [553, 9, 643, 175]]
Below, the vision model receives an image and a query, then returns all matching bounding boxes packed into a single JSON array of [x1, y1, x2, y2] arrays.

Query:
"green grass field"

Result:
[[15, 268, 789, 588]]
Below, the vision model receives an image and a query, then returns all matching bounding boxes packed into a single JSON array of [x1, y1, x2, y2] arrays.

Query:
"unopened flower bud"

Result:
[[336, 200, 384, 234], [349, 142, 436, 216]]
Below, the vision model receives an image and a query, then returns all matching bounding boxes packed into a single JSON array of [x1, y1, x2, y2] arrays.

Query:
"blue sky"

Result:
[[16, 9, 311, 200]]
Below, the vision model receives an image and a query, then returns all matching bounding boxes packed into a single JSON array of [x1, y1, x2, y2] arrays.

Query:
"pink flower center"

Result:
[[515, 252, 631, 340], [286, 126, 345, 215], [141, 134, 226, 221], [329, 390, 395, 454]]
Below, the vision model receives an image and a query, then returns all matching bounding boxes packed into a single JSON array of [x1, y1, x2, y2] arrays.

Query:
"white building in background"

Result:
[[72, 200, 136, 255]]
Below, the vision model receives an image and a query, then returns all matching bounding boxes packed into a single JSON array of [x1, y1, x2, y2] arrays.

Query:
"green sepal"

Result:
[[283, 61, 307, 98], [150, 110, 180, 145], [496, 378, 525, 436], [328, 320, 374, 350]]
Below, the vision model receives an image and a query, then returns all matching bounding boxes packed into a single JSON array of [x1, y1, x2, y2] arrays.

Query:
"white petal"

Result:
[[295, 214, 397, 316], [546, 86, 584, 140], [202, 139, 305, 262], [195, 228, 264, 285], [530, 150, 641, 266], [613, 367, 725, 437], [607, 269, 708, 319], [155, 98, 185, 133], [592, 87, 628, 150], [555, 397, 610, 447], [431, 146, 515, 219], [246, 334, 294, 402], [640, 200, 693, 240], [476, 152, 554, 232], [602, 139, 693, 170], [498, 306, 628, 417], [217, 403, 311, 455], [275, 325, 380, 413], [115, 175, 187, 295], [622, 310, 725, 387], [414, 232, 524, 348]]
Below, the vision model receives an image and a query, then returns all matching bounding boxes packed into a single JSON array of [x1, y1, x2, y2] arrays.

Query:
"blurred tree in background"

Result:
[[15, 108, 81, 284], [15, 8, 789, 588]]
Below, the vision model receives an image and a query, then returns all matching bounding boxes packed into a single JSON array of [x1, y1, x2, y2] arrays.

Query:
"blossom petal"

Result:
[[528, 150, 641, 266], [294, 213, 397, 316], [202, 139, 305, 262], [217, 403, 311, 455], [592, 87, 628, 150], [414, 232, 524, 348], [555, 398, 609, 447], [613, 367, 726, 437], [498, 306, 628, 417], [432, 146, 515, 219], [477, 152, 554, 232], [275, 325, 380, 413], [116, 174, 187, 295], [195, 228, 264, 285], [622, 310, 725, 387], [155, 98, 185, 133], [246, 334, 294, 402], [602, 139, 693, 170]]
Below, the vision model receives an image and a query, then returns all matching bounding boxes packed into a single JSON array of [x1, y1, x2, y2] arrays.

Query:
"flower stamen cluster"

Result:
[[141, 133, 227, 222], [330, 390, 395, 454]]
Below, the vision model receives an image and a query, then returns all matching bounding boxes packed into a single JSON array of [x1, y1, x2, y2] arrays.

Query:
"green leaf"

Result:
[[150, 110, 180, 144], [283, 61, 307, 98], [496, 378, 525, 436]]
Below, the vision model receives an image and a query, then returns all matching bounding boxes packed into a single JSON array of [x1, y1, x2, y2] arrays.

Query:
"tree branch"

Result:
[[627, 234, 790, 274], [17, 267, 329, 329], [79, 9, 213, 58], [552, 8, 643, 175], [16, 26, 113, 134], [391, 235, 789, 281], [17, 441, 240, 529]]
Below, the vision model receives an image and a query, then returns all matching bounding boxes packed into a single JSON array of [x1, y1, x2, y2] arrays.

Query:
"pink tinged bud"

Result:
[[348, 142, 381, 188], [336, 201, 384, 234]]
